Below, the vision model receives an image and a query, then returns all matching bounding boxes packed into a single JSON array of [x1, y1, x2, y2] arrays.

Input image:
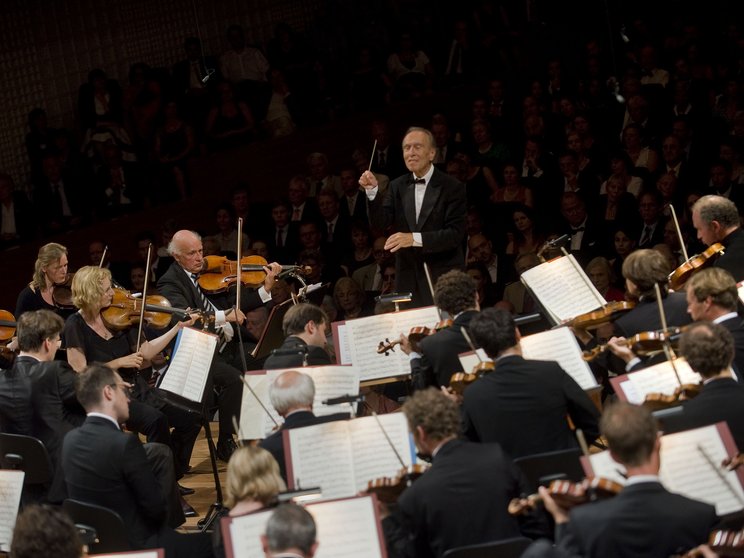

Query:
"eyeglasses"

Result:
[[109, 382, 132, 398]]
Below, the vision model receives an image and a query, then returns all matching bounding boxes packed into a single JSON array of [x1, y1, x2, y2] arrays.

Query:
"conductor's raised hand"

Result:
[[385, 233, 414, 253], [359, 170, 379, 190]]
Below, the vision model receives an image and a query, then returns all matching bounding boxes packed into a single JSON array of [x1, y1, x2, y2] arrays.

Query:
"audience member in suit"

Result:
[[341, 220, 375, 276], [262, 504, 319, 558], [557, 150, 599, 203], [0, 172, 35, 247], [264, 303, 331, 369], [661, 322, 744, 449], [463, 308, 600, 459], [692, 195, 744, 282], [533, 402, 717, 558], [660, 134, 695, 193], [636, 190, 666, 249], [338, 168, 369, 224], [288, 175, 321, 223], [560, 192, 606, 267], [259, 371, 349, 482], [95, 142, 145, 217], [384, 388, 548, 558], [306, 152, 341, 197], [370, 119, 406, 179], [352, 237, 390, 293], [317, 189, 352, 254], [467, 232, 506, 299], [401, 270, 479, 389], [431, 118, 457, 168], [33, 152, 89, 235], [62, 363, 213, 557], [266, 198, 299, 262]]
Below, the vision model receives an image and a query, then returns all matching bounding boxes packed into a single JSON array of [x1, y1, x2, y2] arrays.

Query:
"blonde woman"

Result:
[[15, 242, 73, 319]]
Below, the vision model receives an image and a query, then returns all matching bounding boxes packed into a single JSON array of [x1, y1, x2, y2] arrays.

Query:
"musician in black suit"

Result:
[[157, 229, 282, 461], [463, 308, 600, 459], [259, 371, 349, 482], [360, 127, 467, 307], [538, 402, 717, 557], [661, 322, 744, 449], [692, 195, 744, 282], [264, 303, 331, 369], [62, 363, 213, 557], [401, 270, 479, 389], [386, 388, 547, 558]]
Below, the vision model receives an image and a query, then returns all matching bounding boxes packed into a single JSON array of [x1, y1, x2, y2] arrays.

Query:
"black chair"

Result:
[[0, 432, 53, 504], [442, 536, 533, 558], [513, 448, 584, 491], [63, 498, 131, 554]]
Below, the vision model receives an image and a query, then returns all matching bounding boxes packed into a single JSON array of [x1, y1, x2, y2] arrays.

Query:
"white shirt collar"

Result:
[[625, 474, 660, 486], [413, 164, 436, 185], [713, 312, 739, 324]]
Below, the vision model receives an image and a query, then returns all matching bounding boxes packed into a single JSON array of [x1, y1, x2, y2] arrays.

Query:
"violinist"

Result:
[[461, 308, 599, 459], [399, 269, 479, 389], [64, 266, 202, 483], [157, 229, 282, 462], [15, 242, 75, 320], [692, 195, 744, 282], [264, 303, 331, 369], [659, 323, 744, 450], [384, 388, 547, 558], [531, 402, 717, 558]]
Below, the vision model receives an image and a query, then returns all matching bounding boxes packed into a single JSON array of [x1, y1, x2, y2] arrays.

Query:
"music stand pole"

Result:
[[197, 397, 225, 531]]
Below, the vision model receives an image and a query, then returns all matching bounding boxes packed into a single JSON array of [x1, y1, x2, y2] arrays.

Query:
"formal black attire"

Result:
[[368, 167, 467, 307], [659, 377, 744, 450], [339, 191, 369, 224], [715, 228, 744, 282], [461, 355, 600, 459], [258, 410, 350, 483], [613, 291, 692, 338], [636, 220, 666, 249], [62, 416, 213, 557], [15, 285, 75, 322], [0, 192, 36, 246], [390, 439, 546, 558], [563, 217, 608, 267], [33, 174, 90, 233], [321, 214, 353, 254], [719, 315, 744, 381], [556, 480, 717, 557], [0, 355, 36, 435], [157, 262, 266, 443], [264, 336, 331, 370], [410, 310, 477, 389]]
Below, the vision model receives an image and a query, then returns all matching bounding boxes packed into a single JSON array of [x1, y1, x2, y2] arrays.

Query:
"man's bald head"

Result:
[[269, 371, 315, 416], [168, 230, 204, 274]]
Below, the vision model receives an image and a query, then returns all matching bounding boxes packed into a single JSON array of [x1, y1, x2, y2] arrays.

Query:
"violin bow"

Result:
[[460, 326, 486, 364], [422, 262, 443, 321], [371, 411, 408, 469], [667, 203, 690, 263], [134, 243, 153, 353], [653, 282, 683, 386], [234, 217, 279, 429], [99, 245, 108, 268]]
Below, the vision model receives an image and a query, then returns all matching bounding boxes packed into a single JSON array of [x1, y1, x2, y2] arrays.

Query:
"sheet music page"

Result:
[[335, 323, 352, 365], [225, 510, 272, 558], [0, 470, 24, 552], [738, 282, 744, 306], [349, 413, 415, 493], [520, 255, 606, 323], [310, 496, 385, 558], [286, 421, 358, 499], [340, 306, 440, 381], [239, 373, 277, 439], [659, 424, 744, 516], [159, 327, 217, 402], [623, 359, 701, 404], [91, 552, 164, 558], [457, 350, 492, 372], [520, 327, 599, 390], [617, 380, 640, 403], [586, 451, 628, 485], [303, 365, 361, 417]]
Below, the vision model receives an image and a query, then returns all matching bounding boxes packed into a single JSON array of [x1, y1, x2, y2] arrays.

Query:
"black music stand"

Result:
[[252, 298, 294, 361]]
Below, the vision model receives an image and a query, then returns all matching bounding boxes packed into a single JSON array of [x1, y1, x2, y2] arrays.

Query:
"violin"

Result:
[[642, 382, 702, 411], [198, 255, 310, 293], [101, 288, 203, 331], [435, 319, 453, 331], [377, 326, 436, 355], [52, 273, 75, 309], [508, 477, 623, 516], [366, 464, 429, 504], [0, 309, 16, 343], [567, 301, 636, 330], [449, 361, 496, 394], [582, 327, 685, 361], [668, 243, 725, 291]]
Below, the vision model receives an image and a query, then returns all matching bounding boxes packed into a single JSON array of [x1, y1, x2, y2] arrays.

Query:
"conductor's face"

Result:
[[402, 131, 436, 177]]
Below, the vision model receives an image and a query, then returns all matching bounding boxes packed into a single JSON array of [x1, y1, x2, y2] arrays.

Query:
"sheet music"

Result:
[[0, 470, 25, 552], [159, 327, 217, 402], [311, 496, 385, 558], [335, 324, 352, 365], [585, 452, 628, 486], [621, 359, 701, 404], [336, 306, 440, 381], [520, 255, 606, 323], [225, 509, 272, 558], [457, 350, 491, 372], [240, 366, 361, 439], [92, 552, 164, 558], [738, 281, 744, 306], [520, 327, 599, 390]]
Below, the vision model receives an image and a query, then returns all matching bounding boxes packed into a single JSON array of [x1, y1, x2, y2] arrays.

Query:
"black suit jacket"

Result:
[[321, 214, 353, 254], [559, 481, 717, 557], [715, 228, 744, 283], [369, 167, 467, 307], [563, 216, 608, 267], [0, 355, 36, 435], [338, 191, 369, 224], [613, 292, 692, 338], [719, 316, 744, 381], [258, 410, 349, 482], [411, 310, 477, 388], [395, 439, 544, 558], [62, 416, 167, 549], [264, 336, 331, 370], [660, 378, 744, 450], [461, 355, 600, 459]]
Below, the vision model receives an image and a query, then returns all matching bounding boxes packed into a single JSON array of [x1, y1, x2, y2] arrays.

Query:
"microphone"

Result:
[[201, 68, 216, 84], [375, 292, 413, 304], [322, 394, 366, 406]]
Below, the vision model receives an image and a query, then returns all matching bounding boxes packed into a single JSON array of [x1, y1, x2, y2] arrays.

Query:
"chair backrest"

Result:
[[513, 447, 584, 491], [0, 432, 53, 485], [63, 498, 131, 554], [442, 536, 533, 558]]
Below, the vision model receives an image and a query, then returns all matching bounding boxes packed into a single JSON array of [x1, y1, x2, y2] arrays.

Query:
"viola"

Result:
[[101, 288, 203, 331], [366, 464, 429, 504], [582, 327, 686, 361], [52, 273, 75, 309], [508, 477, 623, 516], [668, 243, 725, 291], [449, 361, 496, 395], [377, 326, 436, 355], [567, 301, 636, 330], [642, 382, 702, 411], [198, 255, 310, 293]]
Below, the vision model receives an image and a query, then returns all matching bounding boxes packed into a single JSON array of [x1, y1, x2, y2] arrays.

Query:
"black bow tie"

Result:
[[572, 226, 585, 232], [412, 177, 426, 185]]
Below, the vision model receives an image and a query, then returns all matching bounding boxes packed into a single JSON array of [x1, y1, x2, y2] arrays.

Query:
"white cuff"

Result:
[[412, 232, 422, 247]]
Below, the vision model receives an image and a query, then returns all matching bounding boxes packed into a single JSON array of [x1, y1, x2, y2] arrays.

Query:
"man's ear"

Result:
[[309, 541, 319, 557], [305, 320, 317, 335], [260, 535, 270, 556]]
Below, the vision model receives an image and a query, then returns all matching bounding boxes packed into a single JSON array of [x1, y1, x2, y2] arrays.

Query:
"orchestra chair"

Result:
[[63, 498, 131, 554], [513, 448, 584, 492], [442, 536, 533, 558], [0, 432, 53, 505]]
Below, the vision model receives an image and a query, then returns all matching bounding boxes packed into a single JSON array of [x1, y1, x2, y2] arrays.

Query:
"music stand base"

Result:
[[198, 501, 227, 531]]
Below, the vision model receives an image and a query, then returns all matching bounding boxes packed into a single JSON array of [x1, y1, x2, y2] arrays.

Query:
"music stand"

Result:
[[251, 298, 293, 360]]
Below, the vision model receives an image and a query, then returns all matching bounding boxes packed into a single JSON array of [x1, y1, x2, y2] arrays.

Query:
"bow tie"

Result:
[[571, 226, 585, 232], [412, 177, 426, 185]]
